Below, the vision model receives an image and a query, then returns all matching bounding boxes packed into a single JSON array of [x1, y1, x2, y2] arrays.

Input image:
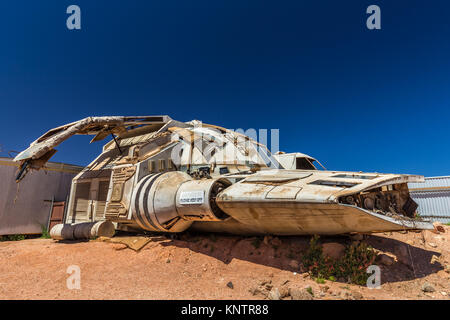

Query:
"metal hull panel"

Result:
[[192, 202, 434, 235]]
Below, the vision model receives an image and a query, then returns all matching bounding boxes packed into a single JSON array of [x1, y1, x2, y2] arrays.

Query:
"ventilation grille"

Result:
[[96, 180, 109, 218], [73, 182, 91, 218]]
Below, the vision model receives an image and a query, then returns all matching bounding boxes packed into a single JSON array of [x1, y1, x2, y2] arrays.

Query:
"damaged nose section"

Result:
[[213, 171, 434, 235], [339, 183, 418, 218], [337, 182, 433, 232]]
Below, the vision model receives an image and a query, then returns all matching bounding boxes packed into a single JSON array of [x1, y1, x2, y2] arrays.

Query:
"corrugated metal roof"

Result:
[[408, 175, 450, 190], [0, 156, 83, 174]]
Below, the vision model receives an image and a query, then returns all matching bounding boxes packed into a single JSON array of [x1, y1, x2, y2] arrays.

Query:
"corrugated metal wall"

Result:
[[409, 176, 450, 223], [0, 157, 83, 235]]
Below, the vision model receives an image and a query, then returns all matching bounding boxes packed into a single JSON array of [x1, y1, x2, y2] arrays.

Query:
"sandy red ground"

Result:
[[0, 225, 448, 300]]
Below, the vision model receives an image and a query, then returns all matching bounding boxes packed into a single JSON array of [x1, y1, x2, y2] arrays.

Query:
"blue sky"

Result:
[[0, 1, 449, 176]]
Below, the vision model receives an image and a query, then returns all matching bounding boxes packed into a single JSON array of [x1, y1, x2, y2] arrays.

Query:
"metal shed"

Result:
[[0, 157, 83, 235], [408, 176, 450, 223]]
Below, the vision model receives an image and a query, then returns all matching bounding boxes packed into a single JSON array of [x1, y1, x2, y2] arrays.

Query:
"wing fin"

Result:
[[14, 116, 172, 181]]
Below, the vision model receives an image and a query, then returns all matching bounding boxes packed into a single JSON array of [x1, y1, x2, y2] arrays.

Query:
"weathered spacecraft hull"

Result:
[[194, 169, 434, 235], [13, 115, 435, 237], [191, 203, 433, 236]]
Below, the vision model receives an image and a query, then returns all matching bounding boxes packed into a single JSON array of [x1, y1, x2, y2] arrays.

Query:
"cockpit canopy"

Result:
[[274, 152, 323, 170]]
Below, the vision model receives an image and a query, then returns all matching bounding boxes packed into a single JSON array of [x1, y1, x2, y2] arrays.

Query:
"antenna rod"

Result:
[[111, 134, 123, 154]]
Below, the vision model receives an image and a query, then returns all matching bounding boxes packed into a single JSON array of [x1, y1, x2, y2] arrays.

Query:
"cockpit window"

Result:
[[309, 180, 359, 188], [296, 157, 317, 170]]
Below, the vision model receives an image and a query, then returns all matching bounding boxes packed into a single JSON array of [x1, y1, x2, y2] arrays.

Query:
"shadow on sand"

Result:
[[159, 232, 443, 284]]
